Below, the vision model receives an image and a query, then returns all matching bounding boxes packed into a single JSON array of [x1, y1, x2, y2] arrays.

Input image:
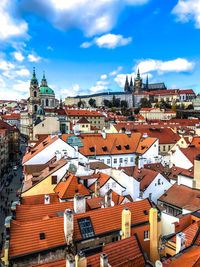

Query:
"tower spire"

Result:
[[136, 68, 140, 80], [41, 71, 47, 87], [31, 67, 38, 85], [146, 74, 149, 91], [124, 75, 130, 92]]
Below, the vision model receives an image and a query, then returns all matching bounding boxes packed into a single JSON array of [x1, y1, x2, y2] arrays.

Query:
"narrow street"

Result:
[[0, 140, 26, 251]]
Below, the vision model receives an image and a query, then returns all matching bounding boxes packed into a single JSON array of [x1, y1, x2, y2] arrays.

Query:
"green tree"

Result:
[[140, 98, 152, 108], [78, 100, 84, 108], [186, 104, 194, 110], [104, 99, 112, 108], [89, 98, 96, 107], [121, 100, 128, 108]]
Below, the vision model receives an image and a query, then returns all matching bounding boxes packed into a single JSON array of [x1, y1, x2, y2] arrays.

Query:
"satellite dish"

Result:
[[68, 163, 77, 175], [155, 260, 163, 267]]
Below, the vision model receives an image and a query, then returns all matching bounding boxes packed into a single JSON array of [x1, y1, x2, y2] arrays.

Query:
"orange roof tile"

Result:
[[180, 147, 200, 164], [54, 173, 90, 199], [21, 193, 60, 205], [62, 133, 145, 156], [159, 184, 200, 211], [65, 109, 104, 117]]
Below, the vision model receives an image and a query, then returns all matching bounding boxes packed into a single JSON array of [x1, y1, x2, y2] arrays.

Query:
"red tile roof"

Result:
[[159, 184, 200, 211], [54, 173, 90, 199], [65, 109, 104, 117], [180, 147, 200, 164]]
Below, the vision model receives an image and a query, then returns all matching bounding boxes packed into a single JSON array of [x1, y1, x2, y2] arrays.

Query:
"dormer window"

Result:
[[89, 147, 95, 152], [124, 144, 130, 150], [116, 145, 121, 150], [102, 146, 107, 152]]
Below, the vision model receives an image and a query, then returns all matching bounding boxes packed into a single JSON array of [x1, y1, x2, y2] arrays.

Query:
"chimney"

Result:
[[138, 157, 144, 169], [75, 251, 87, 267], [102, 131, 106, 139], [176, 232, 185, 254], [193, 156, 200, 189], [121, 207, 131, 239], [94, 181, 100, 198], [74, 195, 86, 214], [55, 151, 62, 161], [149, 208, 160, 264], [101, 199, 105, 208], [95, 168, 99, 174], [4, 216, 12, 242], [66, 254, 75, 267], [44, 194, 50, 204], [100, 253, 108, 267], [11, 201, 19, 219], [64, 209, 74, 245], [105, 189, 112, 208]]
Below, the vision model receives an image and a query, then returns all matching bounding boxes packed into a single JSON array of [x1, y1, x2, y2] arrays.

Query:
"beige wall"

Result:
[[33, 116, 60, 140]]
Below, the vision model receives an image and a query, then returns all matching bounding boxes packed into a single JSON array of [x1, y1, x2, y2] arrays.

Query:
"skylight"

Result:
[[78, 217, 94, 239]]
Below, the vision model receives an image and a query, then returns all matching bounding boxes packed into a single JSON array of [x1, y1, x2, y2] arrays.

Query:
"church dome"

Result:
[[39, 86, 55, 95]]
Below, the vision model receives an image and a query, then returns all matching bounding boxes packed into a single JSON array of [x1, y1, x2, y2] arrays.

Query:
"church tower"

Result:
[[134, 69, 142, 93], [124, 75, 130, 92], [29, 67, 40, 115]]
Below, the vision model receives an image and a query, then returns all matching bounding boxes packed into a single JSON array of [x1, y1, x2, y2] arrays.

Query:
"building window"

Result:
[[130, 157, 134, 162], [114, 158, 117, 164], [51, 175, 57, 184], [119, 158, 123, 163], [163, 146, 165, 151], [34, 105, 37, 112], [149, 193, 152, 201], [159, 146, 160, 152], [34, 91, 37, 97], [168, 145, 171, 151], [158, 179, 161, 185], [42, 124, 44, 127], [107, 158, 111, 164], [101, 159, 104, 163], [144, 231, 149, 240], [46, 99, 49, 107]]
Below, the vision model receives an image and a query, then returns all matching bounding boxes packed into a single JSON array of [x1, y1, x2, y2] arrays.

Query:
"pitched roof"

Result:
[[180, 147, 200, 164], [54, 173, 90, 199], [22, 135, 59, 164], [21, 193, 60, 205], [159, 184, 200, 211], [9, 199, 151, 258], [89, 161, 110, 170], [65, 109, 104, 117], [77, 117, 90, 124]]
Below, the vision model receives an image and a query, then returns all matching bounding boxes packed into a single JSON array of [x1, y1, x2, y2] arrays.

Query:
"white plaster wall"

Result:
[[161, 211, 179, 236], [178, 174, 193, 188], [170, 146, 193, 169], [99, 177, 126, 197], [182, 208, 192, 214], [96, 153, 136, 168], [52, 163, 69, 183], [101, 168, 140, 201], [24, 138, 87, 165], [142, 139, 159, 164], [143, 173, 172, 204]]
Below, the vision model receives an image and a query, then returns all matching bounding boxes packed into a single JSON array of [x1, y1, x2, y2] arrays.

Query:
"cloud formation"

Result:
[[172, 0, 200, 28], [81, 34, 132, 49], [28, 54, 42, 62], [136, 58, 194, 74], [20, 0, 149, 37], [0, 0, 27, 40], [13, 52, 24, 62]]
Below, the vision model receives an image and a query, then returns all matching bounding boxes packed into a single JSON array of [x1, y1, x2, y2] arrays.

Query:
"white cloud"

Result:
[[109, 66, 122, 76], [82, 34, 132, 49], [28, 54, 42, 62], [15, 68, 30, 76], [72, 84, 80, 92], [21, 0, 149, 36], [0, 59, 15, 71], [13, 80, 29, 92], [172, 0, 200, 28], [47, 46, 54, 51], [0, 0, 28, 40], [100, 74, 107, 80], [90, 84, 108, 93], [13, 52, 24, 62], [136, 58, 194, 74]]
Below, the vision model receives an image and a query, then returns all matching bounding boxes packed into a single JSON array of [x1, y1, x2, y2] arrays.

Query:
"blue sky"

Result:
[[0, 0, 200, 100]]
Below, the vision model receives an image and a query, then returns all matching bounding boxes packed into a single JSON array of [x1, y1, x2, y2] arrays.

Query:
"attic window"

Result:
[[197, 195, 200, 199], [89, 147, 95, 152], [164, 193, 167, 197], [31, 150, 36, 155], [42, 141, 47, 146], [102, 146, 107, 152], [124, 145, 130, 150], [78, 217, 94, 239], [75, 189, 79, 193], [144, 210, 148, 215], [40, 233, 45, 240], [141, 146, 146, 150], [116, 145, 121, 150]]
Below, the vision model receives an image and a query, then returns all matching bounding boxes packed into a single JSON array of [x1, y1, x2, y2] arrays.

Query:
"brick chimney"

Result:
[[64, 209, 74, 245], [105, 189, 112, 207], [100, 253, 108, 267], [66, 254, 75, 267], [75, 251, 87, 267], [94, 181, 100, 197], [121, 207, 131, 239], [193, 156, 200, 189], [176, 232, 185, 254], [74, 195, 86, 214]]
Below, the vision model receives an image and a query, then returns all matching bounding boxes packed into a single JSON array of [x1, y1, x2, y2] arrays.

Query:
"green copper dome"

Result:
[[39, 86, 55, 95], [37, 105, 45, 116]]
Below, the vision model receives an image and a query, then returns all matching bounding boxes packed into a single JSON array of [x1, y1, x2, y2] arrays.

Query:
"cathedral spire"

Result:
[[124, 75, 130, 92], [31, 67, 38, 85], [130, 76, 133, 92], [41, 71, 48, 87], [136, 68, 141, 80], [146, 74, 149, 91]]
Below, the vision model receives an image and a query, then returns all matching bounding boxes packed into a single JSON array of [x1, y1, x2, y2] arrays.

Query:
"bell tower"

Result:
[[29, 67, 40, 116], [134, 69, 142, 93]]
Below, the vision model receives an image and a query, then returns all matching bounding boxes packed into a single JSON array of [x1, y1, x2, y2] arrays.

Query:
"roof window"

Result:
[[144, 210, 148, 215], [124, 144, 130, 150], [89, 147, 95, 152], [39, 233, 45, 240], [102, 146, 107, 152], [78, 217, 94, 239], [116, 145, 121, 150]]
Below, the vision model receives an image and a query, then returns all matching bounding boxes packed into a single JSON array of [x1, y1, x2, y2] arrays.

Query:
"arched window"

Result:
[[46, 99, 49, 107], [34, 91, 37, 97], [34, 105, 37, 112]]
